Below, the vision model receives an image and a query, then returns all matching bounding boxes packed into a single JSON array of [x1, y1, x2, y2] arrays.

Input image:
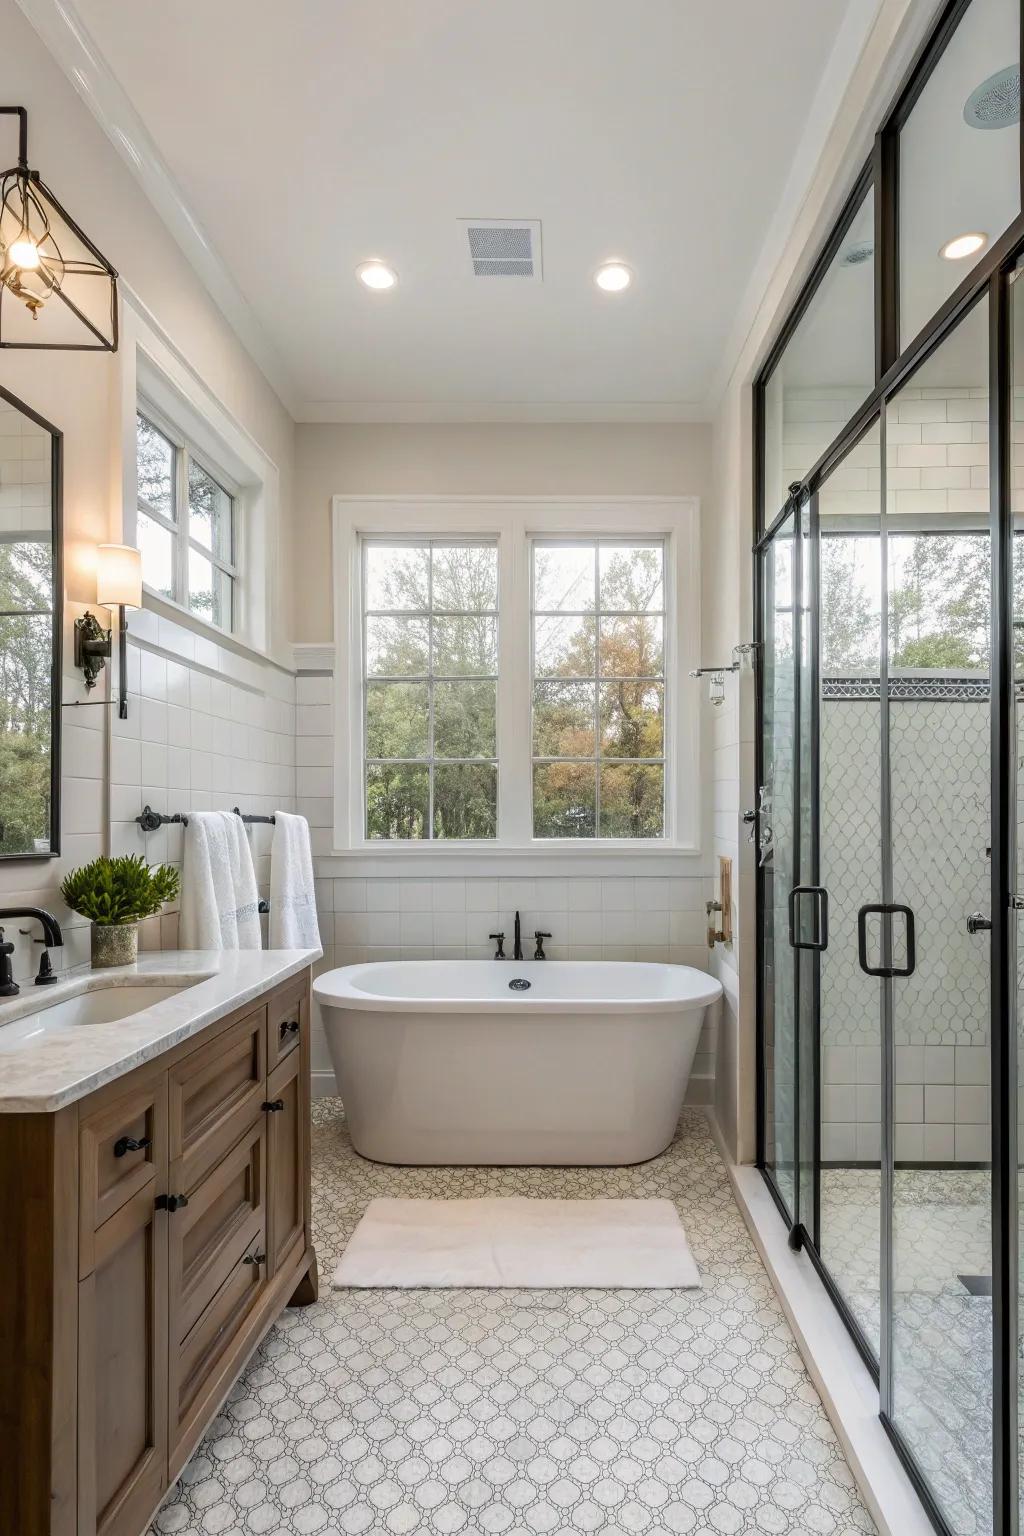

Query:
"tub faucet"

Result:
[[0, 907, 63, 997], [513, 910, 523, 961]]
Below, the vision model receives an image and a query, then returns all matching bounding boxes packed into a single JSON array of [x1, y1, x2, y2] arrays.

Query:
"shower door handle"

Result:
[[857, 903, 916, 978], [788, 886, 829, 951]]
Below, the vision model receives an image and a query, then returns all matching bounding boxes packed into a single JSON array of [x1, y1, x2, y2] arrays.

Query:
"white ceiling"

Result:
[[66, 0, 858, 422]]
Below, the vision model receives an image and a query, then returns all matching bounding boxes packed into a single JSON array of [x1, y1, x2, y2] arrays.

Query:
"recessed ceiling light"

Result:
[[594, 261, 632, 292], [357, 260, 398, 290], [939, 232, 987, 261]]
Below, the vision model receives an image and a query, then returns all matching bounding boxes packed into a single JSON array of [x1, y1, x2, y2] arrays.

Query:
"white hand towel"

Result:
[[269, 811, 321, 952], [180, 810, 262, 950]]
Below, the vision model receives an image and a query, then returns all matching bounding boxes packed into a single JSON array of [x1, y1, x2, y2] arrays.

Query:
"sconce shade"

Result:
[[97, 544, 142, 610], [0, 107, 118, 351]]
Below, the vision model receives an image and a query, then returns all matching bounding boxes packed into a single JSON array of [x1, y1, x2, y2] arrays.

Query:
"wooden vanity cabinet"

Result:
[[0, 968, 317, 1536]]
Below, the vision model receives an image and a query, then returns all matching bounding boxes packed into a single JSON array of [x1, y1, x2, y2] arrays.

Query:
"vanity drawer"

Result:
[[168, 1118, 266, 1345], [267, 979, 306, 1070], [168, 1006, 266, 1191], [79, 1074, 166, 1275], [169, 1224, 267, 1466]]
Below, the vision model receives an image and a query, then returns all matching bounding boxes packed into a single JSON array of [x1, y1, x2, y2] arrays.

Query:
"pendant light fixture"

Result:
[[0, 107, 118, 350]]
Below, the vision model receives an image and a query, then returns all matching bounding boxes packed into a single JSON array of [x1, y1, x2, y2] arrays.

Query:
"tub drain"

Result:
[[509, 977, 531, 991]]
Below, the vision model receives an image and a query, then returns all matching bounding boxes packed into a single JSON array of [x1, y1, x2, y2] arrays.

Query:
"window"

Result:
[[135, 409, 237, 631], [333, 499, 698, 856], [363, 539, 498, 840], [532, 540, 666, 838]]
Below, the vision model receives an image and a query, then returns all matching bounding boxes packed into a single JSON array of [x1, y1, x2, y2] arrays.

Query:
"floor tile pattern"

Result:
[[149, 1106, 875, 1535]]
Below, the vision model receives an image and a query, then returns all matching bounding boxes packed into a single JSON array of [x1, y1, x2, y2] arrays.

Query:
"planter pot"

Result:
[[91, 921, 139, 968]]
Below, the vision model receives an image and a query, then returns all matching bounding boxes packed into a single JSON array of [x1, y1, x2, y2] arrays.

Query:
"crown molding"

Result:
[[15, 0, 301, 418], [296, 399, 710, 425]]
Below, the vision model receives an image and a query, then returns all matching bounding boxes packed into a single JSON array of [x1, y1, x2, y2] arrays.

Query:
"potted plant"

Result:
[[60, 854, 181, 968]]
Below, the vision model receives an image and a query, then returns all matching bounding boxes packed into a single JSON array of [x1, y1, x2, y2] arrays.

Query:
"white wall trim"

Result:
[[13, 0, 300, 419], [329, 496, 702, 868]]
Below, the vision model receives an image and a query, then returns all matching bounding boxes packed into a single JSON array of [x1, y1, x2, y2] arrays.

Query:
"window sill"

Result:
[[318, 843, 706, 879], [139, 589, 291, 674]]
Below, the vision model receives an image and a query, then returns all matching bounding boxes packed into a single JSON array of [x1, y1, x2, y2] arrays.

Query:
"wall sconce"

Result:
[[73, 544, 142, 717], [0, 107, 118, 350]]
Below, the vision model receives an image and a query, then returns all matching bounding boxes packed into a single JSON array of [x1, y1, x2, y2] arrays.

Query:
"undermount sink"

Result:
[[0, 977, 205, 1051]]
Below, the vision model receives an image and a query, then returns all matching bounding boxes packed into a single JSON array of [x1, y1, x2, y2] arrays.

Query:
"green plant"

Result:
[[60, 854, 180, 926]]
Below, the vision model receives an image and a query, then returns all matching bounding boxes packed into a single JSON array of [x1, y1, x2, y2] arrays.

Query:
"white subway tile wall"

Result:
[[0, 605, 296, 987], [296, 673, 721, 1100]]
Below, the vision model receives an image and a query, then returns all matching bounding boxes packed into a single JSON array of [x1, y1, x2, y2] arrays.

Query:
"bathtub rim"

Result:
[[313, 958, 723, 1014]]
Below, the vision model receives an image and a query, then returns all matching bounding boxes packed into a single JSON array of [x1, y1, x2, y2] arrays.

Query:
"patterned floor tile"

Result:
[[149, 1105, 876, 1535]]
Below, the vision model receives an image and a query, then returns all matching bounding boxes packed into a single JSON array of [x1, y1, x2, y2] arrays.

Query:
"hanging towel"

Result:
[[269, 811, 321, 951], [180, 810, 262, 950]]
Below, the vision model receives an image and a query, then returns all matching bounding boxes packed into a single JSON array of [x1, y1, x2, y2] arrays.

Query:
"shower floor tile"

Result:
[[819, 1166, 993, 1536], [149, 1106, 875, 1536]]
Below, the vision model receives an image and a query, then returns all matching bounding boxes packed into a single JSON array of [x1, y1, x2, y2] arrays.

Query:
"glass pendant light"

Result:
[[0, 107, 118, 350]]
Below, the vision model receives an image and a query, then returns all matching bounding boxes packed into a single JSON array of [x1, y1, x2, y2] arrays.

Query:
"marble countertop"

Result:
[[0, 949, 321, 1113]]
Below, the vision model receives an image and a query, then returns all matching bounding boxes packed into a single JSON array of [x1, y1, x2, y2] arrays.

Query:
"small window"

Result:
[[362, 538, 499, 840], [135, 409, 237, 631], [531, 539, 666, 838]]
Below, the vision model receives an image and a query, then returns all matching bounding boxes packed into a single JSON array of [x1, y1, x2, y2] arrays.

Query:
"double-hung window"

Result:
[[135, 409, 238, 632], [335, 499, 697, 854], [532, 540, 666, 838], [363, 539, 499, 840]]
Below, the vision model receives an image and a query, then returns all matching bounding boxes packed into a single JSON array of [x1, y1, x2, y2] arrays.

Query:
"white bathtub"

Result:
[[314, 960, 722, 1166]]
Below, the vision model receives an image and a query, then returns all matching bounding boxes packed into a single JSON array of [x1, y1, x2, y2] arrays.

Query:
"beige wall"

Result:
[[292, 422, 714, 642]]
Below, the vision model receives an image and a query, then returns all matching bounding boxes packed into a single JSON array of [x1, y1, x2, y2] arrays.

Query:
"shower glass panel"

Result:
[[885, 297, 993, 1536], [815, 421, 884, 1355], [761, 513, 799, 1215]]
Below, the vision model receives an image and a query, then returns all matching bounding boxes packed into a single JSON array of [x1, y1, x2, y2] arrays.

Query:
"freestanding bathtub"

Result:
[[314, 960, 722, 1166]]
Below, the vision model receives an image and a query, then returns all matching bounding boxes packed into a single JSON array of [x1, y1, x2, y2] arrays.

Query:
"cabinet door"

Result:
[[267, 978, 307, 1073], [78, 1185, 168, 1536], [266, 1046, 306, 1276]]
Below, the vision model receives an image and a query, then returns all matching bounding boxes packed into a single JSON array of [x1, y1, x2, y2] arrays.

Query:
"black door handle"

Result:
[[279, 1019, 300, 1039], [114, 1134, 151, 1158], [857, 903, 916, 977], [967, 912, 992, 934], [243, 1250, 266, 1266], [262, 1099, 285, 1112], [788, 886, 829, 951]]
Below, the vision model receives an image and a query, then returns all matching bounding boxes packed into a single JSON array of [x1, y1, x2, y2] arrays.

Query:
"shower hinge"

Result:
[[1010, 895, 1024, 910]]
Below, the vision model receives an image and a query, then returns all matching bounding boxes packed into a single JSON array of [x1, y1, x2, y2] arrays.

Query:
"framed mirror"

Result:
[[0, 385, 61, 859]]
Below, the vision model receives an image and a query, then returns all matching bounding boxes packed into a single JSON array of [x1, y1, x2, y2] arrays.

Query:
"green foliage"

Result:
[[60, 855, 181, 926]]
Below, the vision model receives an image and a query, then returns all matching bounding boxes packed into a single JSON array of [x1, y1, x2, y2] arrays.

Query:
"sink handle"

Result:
[[114, 1135, 151, 1158]]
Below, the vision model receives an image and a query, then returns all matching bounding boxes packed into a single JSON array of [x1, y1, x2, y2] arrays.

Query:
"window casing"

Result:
[[333, 498, 700, 860], [135, 407, 238, 633]]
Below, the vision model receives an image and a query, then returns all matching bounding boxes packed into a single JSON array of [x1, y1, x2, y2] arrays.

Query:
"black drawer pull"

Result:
[[279, 1019, 300, 1039], [243, 1250, 266, 1266], [114, 1134, 151, 1158], [263, 1099, 285, 1113], [156, 1192, 189, 1213]]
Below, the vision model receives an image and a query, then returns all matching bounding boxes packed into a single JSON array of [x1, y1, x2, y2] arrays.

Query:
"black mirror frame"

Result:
[[0, 383, 62, 861]]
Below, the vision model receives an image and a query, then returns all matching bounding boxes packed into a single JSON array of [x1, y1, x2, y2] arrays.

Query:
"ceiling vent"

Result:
[[459, 219, 543, 281], [964, 65, 1020, 130]]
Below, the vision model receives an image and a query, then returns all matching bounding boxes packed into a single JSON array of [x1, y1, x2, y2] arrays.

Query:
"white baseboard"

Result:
[[702, 1107, 932, 1536]]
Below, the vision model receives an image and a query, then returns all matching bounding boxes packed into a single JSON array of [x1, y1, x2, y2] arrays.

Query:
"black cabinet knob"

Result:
[[279, 1019, 300, 1038], [242, 1250, 266, 1266], [156, 1192, 189, 1212], [114, 1134, 151, 1158], [262, 1099, 285, 1113]]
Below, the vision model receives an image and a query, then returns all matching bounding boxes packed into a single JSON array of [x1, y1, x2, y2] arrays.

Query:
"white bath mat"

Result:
[[332, 1196, 701, 1289]]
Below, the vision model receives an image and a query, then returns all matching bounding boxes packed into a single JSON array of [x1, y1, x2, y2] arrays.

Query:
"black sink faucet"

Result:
[[0, 908, 64, 998], [513, 910, 523, 961]]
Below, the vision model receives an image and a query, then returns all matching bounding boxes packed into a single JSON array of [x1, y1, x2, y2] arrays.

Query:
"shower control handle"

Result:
[[967, 912, 992, 934]]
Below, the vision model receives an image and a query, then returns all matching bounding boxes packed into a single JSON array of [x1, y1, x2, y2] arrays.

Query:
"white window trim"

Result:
[[332, 496, 702, 868], [116, 303, 281, 659]]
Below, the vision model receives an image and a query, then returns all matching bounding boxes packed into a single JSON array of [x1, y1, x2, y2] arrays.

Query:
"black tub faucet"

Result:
[[513, 910, 523, 961]]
